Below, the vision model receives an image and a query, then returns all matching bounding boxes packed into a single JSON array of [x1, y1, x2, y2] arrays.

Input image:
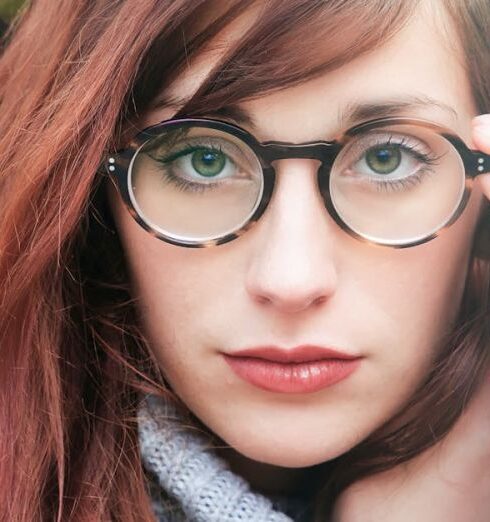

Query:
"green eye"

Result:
[[191, 149, 226, 177], [365, 145, 401, 174]]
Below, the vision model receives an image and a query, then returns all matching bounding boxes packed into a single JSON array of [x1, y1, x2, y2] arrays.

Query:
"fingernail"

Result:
[[473, 114, 490, 128]]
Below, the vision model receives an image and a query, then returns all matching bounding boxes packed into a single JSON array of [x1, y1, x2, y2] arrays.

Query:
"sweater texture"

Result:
[[137, 393, 315, 522]]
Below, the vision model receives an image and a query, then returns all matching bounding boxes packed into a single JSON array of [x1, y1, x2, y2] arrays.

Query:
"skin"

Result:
[[332, 372, 490, 521], [108, 1, 490, 507]]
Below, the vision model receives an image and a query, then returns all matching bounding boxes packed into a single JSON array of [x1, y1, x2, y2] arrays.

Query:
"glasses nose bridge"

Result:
[[259, 141, 340, 166]]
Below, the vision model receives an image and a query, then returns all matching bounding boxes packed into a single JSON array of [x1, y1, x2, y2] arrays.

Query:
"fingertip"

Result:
[[472, 126, 490, 154], [472, 114, 490, 128]]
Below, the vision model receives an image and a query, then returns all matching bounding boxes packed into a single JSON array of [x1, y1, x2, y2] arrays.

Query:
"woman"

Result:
[[0, 0, 489, 520]]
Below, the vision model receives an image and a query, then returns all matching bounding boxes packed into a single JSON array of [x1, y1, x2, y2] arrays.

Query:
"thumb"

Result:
[[472, 115, 490, 154]]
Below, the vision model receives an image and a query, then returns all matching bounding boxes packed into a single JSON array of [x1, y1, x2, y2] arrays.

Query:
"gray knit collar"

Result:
[[137, 393, 313, 522]]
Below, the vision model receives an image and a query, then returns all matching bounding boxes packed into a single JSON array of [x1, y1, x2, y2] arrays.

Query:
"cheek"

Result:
[[371, 245, 465, 338], [356, 198, 478, 381], [109, 197, 232, 378]]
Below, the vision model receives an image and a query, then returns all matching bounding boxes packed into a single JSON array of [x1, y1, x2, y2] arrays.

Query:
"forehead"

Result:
[[147, 1, 476, 144], [241, 5, 475, 142]]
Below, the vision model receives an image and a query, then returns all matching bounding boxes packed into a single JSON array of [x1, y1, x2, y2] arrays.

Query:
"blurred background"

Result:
[[0, 0, 24, 20], [0, 0, 24, 38]]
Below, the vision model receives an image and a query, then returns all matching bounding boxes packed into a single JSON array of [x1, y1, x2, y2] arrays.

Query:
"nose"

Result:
[[245, 158, 339, 314]]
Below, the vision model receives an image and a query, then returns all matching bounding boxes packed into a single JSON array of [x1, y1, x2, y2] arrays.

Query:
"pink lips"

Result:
[[222, 345, 361, 394]]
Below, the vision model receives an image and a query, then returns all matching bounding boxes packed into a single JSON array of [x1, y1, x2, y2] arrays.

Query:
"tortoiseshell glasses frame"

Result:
[[103, 116, 490, 248]]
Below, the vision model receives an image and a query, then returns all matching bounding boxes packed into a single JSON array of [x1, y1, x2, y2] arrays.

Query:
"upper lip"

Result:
[[226, 345, 360, 363]]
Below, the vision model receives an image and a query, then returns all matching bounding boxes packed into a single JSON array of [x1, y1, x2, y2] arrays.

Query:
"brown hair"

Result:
[[0, 1, 489, 520]]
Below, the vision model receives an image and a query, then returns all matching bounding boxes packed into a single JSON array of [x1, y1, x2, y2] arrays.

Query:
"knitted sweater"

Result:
[[137, 393, 315, 522]]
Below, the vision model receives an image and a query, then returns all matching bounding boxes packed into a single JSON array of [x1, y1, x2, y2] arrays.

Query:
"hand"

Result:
[[332, 373, 490, 522], [331, 116, 490, 522]]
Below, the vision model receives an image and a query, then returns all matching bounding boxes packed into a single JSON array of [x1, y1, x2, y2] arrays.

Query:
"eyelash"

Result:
[[151, 141, 237, 194], [351, 135, 442, 193], [150, 133, 443, 195]]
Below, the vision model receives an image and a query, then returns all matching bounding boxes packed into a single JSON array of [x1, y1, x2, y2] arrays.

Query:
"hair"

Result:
[[0, 0, 489, 520]]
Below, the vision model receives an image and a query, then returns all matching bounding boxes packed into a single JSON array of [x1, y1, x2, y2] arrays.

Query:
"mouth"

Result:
[[222, 345, 362, 394]]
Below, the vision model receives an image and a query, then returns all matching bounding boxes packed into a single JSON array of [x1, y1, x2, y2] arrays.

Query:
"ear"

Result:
[[472, 116, 490, 200]]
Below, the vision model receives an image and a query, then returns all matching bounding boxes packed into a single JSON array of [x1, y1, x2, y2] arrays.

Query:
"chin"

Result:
[[229, 435, 355, 468]]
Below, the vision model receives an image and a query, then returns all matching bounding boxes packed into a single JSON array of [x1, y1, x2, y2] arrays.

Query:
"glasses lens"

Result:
[[129, 124, 264, 242], [330, 123, 466, 245]]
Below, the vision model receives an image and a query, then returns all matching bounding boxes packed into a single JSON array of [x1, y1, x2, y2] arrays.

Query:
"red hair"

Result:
[[0, 1, 489, 520]]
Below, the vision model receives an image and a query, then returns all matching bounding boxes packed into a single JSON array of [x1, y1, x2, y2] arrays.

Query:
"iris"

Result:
[[191, 149, 226, 177], [366, 145, 401, 174]]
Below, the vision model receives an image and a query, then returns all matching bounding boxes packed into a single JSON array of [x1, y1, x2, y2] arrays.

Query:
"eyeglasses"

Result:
[[104, 116, 490, 248]]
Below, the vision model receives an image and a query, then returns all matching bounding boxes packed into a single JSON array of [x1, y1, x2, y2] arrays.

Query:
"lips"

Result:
[[227, 345, 359, 363], [222, 345, 362, 394]]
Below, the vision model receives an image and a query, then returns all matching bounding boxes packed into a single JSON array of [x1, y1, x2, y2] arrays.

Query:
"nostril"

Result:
[[249, 282, 334, 314], [255, 295, 271, 305], [312, 295, 328, 307]]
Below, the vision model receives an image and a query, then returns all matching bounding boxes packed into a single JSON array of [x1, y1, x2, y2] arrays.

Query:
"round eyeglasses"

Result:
[[104, 116, 490, 248]]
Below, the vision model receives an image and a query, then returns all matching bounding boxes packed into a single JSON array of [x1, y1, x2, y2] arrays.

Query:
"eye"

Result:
[[143, 133, 262, 194], [169, 145, 237, 182], [364, 144, 402, 175], [337, 131, 442, 192]]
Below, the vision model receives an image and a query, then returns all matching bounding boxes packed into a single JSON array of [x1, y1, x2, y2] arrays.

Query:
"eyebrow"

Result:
[[338, 95, 459, 128], [152, 93, 459, 132]]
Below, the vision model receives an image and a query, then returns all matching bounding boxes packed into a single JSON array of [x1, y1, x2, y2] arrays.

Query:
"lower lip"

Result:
[[222, 355, 361, 393]]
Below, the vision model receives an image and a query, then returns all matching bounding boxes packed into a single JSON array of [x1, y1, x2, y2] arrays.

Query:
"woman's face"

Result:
[[109, 4, 485, 470]]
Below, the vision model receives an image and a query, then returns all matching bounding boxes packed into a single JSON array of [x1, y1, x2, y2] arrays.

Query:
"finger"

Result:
[[472, 115, 490, 154]]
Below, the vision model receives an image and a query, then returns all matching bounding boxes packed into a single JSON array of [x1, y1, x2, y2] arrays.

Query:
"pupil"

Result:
[[366, 145, 401, 174], [192, 149, 226, 177]]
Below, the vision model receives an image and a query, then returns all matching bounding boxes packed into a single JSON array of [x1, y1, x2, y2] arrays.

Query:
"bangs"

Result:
[[130, 0, 420, 120]]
